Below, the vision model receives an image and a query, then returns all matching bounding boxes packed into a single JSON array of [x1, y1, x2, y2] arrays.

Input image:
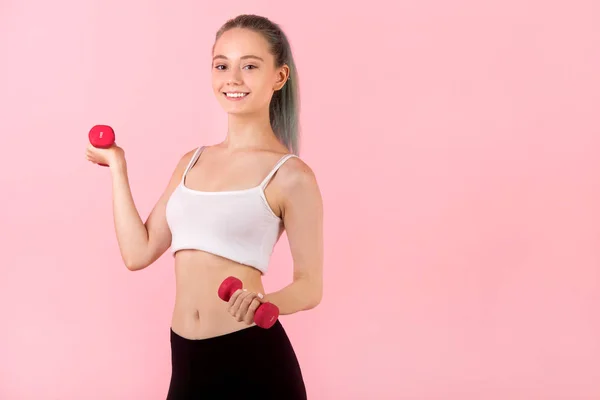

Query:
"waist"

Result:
[[171, 250, 266, 339]]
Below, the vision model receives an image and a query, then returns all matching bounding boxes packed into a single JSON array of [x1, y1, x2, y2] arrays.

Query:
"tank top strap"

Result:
[[259, 154, 298, 190], [182, 146, 204, 181]]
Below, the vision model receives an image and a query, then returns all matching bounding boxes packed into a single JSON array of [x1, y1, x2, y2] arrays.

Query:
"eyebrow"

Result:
[[212, 54, 264, 62]]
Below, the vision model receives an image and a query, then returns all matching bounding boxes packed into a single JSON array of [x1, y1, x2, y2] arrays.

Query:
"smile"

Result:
[[224, 92, 249, 99]]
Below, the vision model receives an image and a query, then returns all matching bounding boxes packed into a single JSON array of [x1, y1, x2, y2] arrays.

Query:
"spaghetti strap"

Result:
[[259, 154, 298, 190], [182, 146, 204, 181]]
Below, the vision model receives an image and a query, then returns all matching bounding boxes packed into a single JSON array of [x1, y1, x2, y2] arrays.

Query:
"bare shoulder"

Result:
[[174, 147, 200, 171], [273, 156, 322, 217], [181, 147, 200, 163], [159, 147, 200, 187], [276, 156, 319, 191]]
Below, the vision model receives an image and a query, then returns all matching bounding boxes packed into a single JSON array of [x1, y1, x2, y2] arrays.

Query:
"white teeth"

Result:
[[226, 92, 247, 98]]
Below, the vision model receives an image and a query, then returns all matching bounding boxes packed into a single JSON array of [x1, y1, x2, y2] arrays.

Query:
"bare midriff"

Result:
[[170, 249, 266, 340]]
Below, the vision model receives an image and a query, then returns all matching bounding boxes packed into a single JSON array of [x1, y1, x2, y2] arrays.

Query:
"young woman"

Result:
[[85, 14, 323, 399]]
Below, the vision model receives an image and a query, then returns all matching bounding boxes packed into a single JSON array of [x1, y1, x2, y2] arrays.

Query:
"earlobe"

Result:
[[273, 65, 290, 91], [274, 76, 288, 91]]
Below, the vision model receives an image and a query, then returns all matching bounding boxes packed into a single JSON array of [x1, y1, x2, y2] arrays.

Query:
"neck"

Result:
[[223, 110, 277, 151]]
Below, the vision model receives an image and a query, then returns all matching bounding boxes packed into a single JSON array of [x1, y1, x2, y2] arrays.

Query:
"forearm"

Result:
[[110, 161, 149, 269], [263, 276, 322, 315]]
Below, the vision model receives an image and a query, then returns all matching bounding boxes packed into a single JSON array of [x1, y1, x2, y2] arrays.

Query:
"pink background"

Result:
[[1, 1, 599, 399]]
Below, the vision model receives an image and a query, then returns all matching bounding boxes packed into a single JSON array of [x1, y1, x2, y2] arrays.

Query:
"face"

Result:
[[212, 28, 289, 116]]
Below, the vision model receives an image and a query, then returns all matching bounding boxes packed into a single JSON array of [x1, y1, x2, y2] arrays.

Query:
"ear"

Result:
[[273, 64, 290, 91]]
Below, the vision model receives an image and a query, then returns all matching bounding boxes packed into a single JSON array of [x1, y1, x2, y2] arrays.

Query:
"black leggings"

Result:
[[166, 321, 307, 399]]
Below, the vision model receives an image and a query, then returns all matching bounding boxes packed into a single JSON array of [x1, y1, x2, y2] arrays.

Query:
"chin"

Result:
[[221, 105, 251, 115], [219, 102, 261, 116]]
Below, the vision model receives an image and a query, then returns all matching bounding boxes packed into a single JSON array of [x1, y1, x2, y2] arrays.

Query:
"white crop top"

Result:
[[165, 146, 298, 274]]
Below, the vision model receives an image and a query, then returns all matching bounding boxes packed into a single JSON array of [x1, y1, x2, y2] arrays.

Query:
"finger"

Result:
[[227, 289, 244, 314], [86, 148, 99, 160], [233, 291, 255, 321], [236, 292, 258, 322], [244, 298, 261, 325]]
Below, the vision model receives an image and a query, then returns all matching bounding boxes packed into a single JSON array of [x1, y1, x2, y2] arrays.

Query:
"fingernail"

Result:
[[243, 289, 247, 292], [257, 293, 264, 299]]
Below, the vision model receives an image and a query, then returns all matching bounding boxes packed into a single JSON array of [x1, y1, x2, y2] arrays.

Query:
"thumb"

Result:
[[257, 292, 267, 303]]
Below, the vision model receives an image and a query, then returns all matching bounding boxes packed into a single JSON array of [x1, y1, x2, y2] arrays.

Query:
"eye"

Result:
[[214, 64, 226, 70], [243, 65, 257, 70]]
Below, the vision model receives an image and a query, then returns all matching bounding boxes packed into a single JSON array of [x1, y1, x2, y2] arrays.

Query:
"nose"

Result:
[[226, 68, 243, 85]]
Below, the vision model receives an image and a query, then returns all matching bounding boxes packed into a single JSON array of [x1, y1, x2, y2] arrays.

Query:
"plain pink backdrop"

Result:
[[1, 1, 599, 399]]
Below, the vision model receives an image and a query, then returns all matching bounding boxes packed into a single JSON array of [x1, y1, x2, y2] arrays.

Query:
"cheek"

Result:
[[211, 76, 222, 93], [250, 78, 274, 99], [212, 70, 228, 88], [257, 87, 276, 107]]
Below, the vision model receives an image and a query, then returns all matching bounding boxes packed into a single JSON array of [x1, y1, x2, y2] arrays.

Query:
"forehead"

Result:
[[213, 28, 272, 59]]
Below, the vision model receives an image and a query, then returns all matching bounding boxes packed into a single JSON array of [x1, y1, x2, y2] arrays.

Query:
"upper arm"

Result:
[[140, 149, 195, 267], [279, 159, 324, 301]]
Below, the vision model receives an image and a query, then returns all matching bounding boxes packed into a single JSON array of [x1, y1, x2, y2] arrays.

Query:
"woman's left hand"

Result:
[[227, 289, 266, 325]]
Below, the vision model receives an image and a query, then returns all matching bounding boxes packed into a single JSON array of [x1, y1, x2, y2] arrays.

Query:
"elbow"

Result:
[[125, 263, 140, 271], [123, 256, 148, 271], [312, 293, 323, 309], [305, 298, 321, 310], [124, 261, 140, 271], [306, 286, 323, 310]]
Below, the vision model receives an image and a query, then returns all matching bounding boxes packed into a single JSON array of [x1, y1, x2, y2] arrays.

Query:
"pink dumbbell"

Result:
[[218, 276, 279, 329], [88, 125, 115, 167]]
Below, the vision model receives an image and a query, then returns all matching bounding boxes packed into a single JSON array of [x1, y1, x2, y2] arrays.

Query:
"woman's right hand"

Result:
[[85, 143, 125, 168]]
